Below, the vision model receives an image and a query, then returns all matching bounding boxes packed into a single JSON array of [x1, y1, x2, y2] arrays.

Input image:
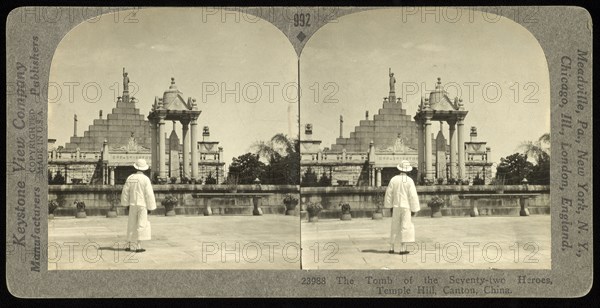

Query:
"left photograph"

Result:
[[47, 8, 300, 270]]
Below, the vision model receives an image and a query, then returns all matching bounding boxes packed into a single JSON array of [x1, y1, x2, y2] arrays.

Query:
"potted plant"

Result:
[[161, 195, 178, 216], [48, 199, 60, 219], [372, 204, 384, 220], [339, 202, 352, 221], [283, 194, 299, 215], [106, 191, 119, 218], [306, 202, 323, 222], [372, 193, 384, 220], [427, 196, 445, 218], [74, 200, 86, 218]]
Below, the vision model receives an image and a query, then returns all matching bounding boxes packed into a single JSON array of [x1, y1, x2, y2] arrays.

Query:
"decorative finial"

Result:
[[435, 77, 442, 90]]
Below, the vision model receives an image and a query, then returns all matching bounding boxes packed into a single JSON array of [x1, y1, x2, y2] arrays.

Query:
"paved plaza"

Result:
[[48, 214, 550, 270], [301, 215, 551, 270], [48, 215, 301, 270]]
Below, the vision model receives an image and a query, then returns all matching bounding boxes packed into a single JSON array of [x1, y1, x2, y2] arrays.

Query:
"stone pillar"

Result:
[[150, 119, 157, 180], [102, 165, 107, 185], [158, 117, 167, 180], [181, 120, 190, 180], [73, 114, 77, 137], [424, 117, 433, 181], [191, 117, 199, 181], [369, 166, 375, 187], [448, 120, 457, 179], [109, 167, 115, 186], [457, 117, 466, 179], [416, 120, 424, 182], [375, 168, 382, 187]]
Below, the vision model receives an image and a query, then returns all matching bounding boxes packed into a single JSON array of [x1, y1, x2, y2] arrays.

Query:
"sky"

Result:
[[48, 8, 298, 170], [49, 8, 551, 171], [300, 8, 551, 165]]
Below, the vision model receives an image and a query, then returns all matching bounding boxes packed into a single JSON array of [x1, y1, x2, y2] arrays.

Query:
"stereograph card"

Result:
[[5, 6, 592, 297]]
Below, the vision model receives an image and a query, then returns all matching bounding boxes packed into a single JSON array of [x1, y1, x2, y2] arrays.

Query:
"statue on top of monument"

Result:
[[123, 67, 130, 92], [389, 68, 396, 93]]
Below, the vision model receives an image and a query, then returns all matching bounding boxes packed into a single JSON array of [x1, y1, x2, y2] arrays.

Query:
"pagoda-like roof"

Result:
[[414, 77, 468, 122], [148, 77, 201, 121]]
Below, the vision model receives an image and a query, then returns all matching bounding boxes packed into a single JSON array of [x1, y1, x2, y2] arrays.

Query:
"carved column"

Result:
[[457, 117, 466, 180], [181, 119, 190, 180], [448, 120, 457, 179], [150, 119, 157, 180], [375, 168, 382, 187], [424, 116, 433, 181], [369, 166, 375, 187], [109, 167, 115, 185], [158, 116, 167, 180], [416, 120, 424, 181], [190, 117, 199, 181]]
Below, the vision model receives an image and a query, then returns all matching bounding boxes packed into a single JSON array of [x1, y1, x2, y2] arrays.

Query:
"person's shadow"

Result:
[[98, 246, 129, 252], [361, 249, 392, 254]]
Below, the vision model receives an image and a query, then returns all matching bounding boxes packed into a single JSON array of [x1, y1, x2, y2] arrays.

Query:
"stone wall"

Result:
[[49, 184, 299, 216], [300, 185, 550, 218], [48, 184, 549, 218]]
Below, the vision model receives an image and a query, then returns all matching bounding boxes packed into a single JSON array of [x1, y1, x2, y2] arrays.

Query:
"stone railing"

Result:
[[49, 184, 299, 216], [299, 185, 550, 218], [48, 184, 549, 218]]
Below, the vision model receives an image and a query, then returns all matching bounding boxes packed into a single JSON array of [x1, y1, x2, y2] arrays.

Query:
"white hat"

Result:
[[133, 158, 149, 171], [397, 160, 413, 172]]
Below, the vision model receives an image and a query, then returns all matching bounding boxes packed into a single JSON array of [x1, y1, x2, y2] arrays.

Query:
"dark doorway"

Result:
[[114, 166, 152, 185], [381, 167, 418, 187]]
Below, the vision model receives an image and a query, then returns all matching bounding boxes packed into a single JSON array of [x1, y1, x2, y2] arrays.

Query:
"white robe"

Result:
[[384, 174, 420, 250], [121, 172, 157, 242]]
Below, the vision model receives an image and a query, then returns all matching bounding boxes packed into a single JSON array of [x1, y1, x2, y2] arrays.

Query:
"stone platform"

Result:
[[48, 215, 300, 270], [301, 215, 550, 270]]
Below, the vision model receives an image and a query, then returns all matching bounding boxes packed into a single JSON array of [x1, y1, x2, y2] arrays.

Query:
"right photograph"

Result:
[[299, 8, 551, 270]]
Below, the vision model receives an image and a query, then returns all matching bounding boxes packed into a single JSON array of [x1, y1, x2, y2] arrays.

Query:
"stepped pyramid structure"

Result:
[[48, 68, 225, 185], [330, 100, 417, 153], [330, 68, 418, 153], [65, 69, 151, 152], [300, 70, 494, 187], [301, 69, 419, 187]]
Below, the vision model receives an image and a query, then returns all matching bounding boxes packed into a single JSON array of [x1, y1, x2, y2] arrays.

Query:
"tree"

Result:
[[301, 167, 318, 187], [228, 153, 266, 184], [528, 151, 550, 185], [205, 172, 217, 185], [318, 172, 332, 187], [517, 133, 550, 185], [472, 172, 485, 185], [250, 133, 299, 185], [495, 153, 533, 185], [51, 170, 66, 185], [518, 133, 550, 164]]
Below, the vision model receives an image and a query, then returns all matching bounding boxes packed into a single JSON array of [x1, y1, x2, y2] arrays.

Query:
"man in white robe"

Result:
[[384, 160, 420, 255], [121, 159, 156, 253]]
